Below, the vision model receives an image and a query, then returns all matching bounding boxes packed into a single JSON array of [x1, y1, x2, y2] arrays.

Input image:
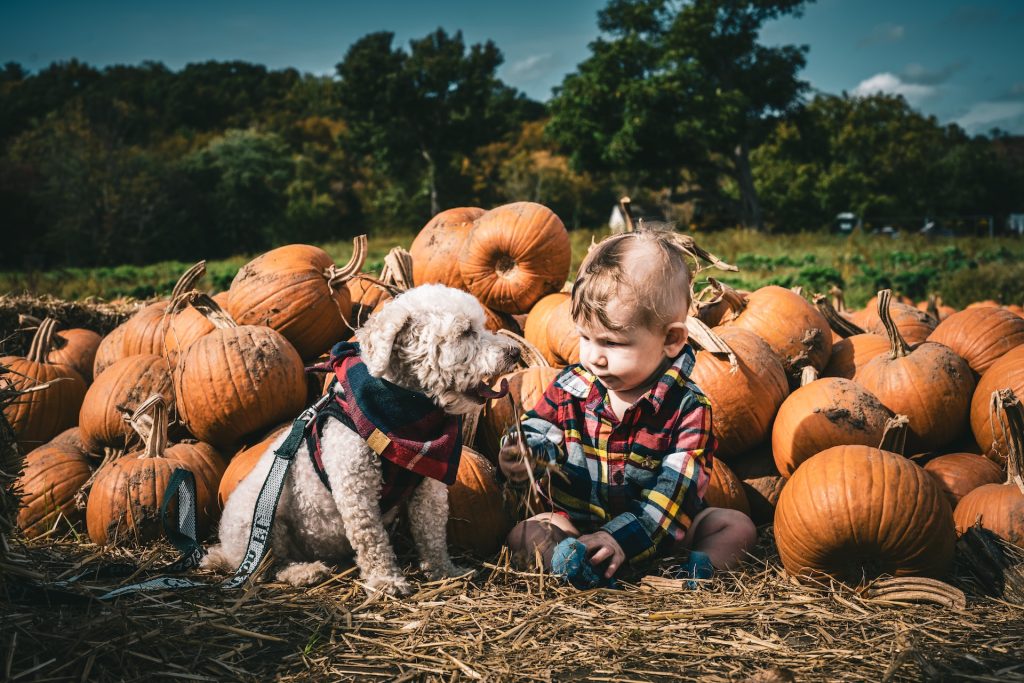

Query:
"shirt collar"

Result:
[[556, 344, 696, 412]]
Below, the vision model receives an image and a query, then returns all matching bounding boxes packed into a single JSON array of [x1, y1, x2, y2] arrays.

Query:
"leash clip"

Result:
[[298, 392, 334, 426]]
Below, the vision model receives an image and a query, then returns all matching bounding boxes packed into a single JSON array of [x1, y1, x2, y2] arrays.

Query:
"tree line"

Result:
[[1, 0, 1022, 269]]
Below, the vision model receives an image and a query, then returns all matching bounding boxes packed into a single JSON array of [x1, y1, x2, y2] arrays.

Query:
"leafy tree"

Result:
[[336, 29, 539, 223], [547, 0, 810, 230]]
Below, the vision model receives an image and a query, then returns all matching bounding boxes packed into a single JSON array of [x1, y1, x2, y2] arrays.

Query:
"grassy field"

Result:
[[4, 227, 1024, 309]]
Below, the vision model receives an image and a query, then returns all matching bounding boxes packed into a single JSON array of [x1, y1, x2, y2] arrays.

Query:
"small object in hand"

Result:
[[550, 537, 618, 589]]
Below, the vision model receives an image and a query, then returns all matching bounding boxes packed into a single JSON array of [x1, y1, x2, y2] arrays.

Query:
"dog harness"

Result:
[[306, 341, 463, 512]]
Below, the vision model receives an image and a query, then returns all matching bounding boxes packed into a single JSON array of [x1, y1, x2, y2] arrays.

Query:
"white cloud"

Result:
[[955, 100, 1024, 133], [505, 53, 555, 81], [859, 22, 905, 46], [852, 72, 937, 106]]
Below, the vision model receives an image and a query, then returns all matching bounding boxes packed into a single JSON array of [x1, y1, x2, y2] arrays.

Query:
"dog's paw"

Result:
[[362, 573, 413, 597], [200, 544, 233, 572], [275, 561, 333, 587], [421, 560, 473, 581]]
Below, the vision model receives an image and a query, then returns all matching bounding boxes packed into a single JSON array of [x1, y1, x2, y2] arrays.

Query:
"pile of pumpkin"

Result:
[[4, 200, 1024, 586]]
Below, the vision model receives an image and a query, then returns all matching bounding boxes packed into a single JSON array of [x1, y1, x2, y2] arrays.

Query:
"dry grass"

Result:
[[2, 529, 1022, 682]]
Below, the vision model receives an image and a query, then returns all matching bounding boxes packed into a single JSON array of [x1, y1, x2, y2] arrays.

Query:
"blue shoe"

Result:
[[550, 538, 617, 589], [673, 550, 715, 589]]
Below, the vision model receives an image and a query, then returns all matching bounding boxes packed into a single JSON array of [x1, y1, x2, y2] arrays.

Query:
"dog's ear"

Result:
[[356, 299, 410, 377]]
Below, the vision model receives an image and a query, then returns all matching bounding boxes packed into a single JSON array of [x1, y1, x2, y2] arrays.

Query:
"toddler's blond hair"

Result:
[[571, 228, 692, 332]]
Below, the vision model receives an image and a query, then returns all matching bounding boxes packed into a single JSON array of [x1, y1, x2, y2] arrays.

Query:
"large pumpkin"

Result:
[[19, 316, 103, 384], [821, 334, 890, 380], [410, 207, 485, 290], [227, 236, 367, 360], [703, 460, 750, 515], [1, 318, 87, 451], [458, 202, 571, 314], [523, 292, 570, 366], [447, 448, 513, 556], [772, 375, 893, 478], [16, 441, 93, 538], [928, 306, 1024, 376], [856, 290, 974, 453], [689, 325, 789, 461], [86, 395, 224, 545], [717, 282, 832, 381], [78, 354, 174, 451], [93, 261, 206, 377], [860, 299, 937, 345], [970, 345, 1024, 464], [924, 452, 1004, 508], [953, 389, 1024, 546], [774, 444, 956, 582], [175, 294, 307, 449]]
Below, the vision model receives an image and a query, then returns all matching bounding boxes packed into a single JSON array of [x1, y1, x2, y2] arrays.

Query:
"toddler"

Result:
[[499, 229, 757, 587]]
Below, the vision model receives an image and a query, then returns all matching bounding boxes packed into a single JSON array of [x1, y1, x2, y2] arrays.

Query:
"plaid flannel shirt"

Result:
[[510, 345, 715, 564]]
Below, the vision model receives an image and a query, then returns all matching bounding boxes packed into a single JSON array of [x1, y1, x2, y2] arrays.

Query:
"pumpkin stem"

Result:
[[168, 261, 207, 311], [991, 389, 1024, 493], [26, 318, 59, 364], [926, 294, 940, 321], [685, 318, 739, 372], [382, 246, 414, 290], [814, 293, 866, 338], [129, 394, 169, 459], [707, 278, 747, 318], [497, 329, 549, 369], [619, 196, 635, 233], [876, 289, 912, 359], [829, 286, 847, 313], [879, 414, 909, 455], [791, 285, 804, 298], [672, 236, 738, 273], [462, 407, 481, 445], [800, 365, 819, 387], [326, 234, 369, 289], [186, 292, 238, 330], [18, 313, 42, 328]]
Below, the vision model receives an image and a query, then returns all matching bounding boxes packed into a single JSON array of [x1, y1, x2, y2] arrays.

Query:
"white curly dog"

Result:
[[205, 284, 519, 595]]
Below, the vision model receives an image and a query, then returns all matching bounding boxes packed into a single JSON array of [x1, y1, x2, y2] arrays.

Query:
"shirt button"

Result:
[[613, 471, 624, 485]]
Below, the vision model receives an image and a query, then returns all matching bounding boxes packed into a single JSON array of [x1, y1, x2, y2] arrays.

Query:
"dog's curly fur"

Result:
[[204, 284, 520, 595]]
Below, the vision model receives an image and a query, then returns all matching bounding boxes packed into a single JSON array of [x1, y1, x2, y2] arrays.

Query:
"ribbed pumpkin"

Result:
[[86, 395, 223, 545], [93, 262, 206, 377], [218, 424, 289, 508], [227, 236, 367, 360], [970, 345, 1024, 464], [19, 317, 103, 384], [410, 207, 485, 290], [175, 294, 307, 449], [447, 447, 513, 556], [774, 444, 956, 582], [78, 354, 174, 451], [16, 441, 93, 538], [689, 325, 789, 461], [703, 460, 750, 515], [954, 389, 1024, 546], [860, 299, 937, 345], [458, 202, 571, 314], [717, 281, 832, 381], [524, 293, 570, 364], [924, 453, 1004, 508], [1, 318, 87, 451], [856, 290, 974, 453], [821, 333, 890, 380], [479, 333, 561, 462], [928, 306, 1024, 376], [772, 374, 893, 478], [543, 297, 580, 366]]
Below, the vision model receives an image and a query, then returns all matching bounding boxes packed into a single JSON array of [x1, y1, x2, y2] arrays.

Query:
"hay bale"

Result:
[[0, 294, 141, 356]]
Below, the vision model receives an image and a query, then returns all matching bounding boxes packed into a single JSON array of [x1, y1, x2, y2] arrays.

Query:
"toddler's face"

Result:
[[576, 301, 685, 396]]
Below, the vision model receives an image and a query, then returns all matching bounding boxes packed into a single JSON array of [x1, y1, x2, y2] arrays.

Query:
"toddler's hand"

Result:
[[578, 530, 626, 579], [498, 437, 532, 484]]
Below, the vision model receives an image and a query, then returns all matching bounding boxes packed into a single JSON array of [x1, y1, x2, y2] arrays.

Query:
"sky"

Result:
[[2, 0, 1022, 134]]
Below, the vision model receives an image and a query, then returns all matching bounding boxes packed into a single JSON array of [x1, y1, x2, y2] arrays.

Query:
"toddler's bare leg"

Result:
[[682, 507, 757, 569], [507, 512, 580, 571]]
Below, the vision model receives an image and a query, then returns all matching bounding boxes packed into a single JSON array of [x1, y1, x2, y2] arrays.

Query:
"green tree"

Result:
[[547, 0, 810, 230]]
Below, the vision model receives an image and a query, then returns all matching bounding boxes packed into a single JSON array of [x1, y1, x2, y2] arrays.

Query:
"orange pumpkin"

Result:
[[821, 333, 890, 380], [227, 237, 367, 360], [703, 460, 750, 515], [86, 395, 224, 545], [953, 389, 1024, 546], [924, 453, 1004, 508], [772, 377, 893, 478], [1, 318, 87, 451], [218, 424, 289, 508], [856, 290, 974, 453], [970, 345, 1024, 464], [410, 207, 485, 290], [775, 444, 956, 582], [447, 448, 513, 556], [928, 306, 1024, 376], [458, 202, 571, 314], [39, 325, 102, 384], [478, 366, 560, 463], [860, 299, 937, 345], [16, 441, 93, 538], [689, 326, 789, 461], [175, 294, 307, 449], [78, 354, 174, 451]]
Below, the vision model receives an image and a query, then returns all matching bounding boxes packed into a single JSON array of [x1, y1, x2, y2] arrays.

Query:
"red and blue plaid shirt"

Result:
[[510, 345, 715, 564]]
